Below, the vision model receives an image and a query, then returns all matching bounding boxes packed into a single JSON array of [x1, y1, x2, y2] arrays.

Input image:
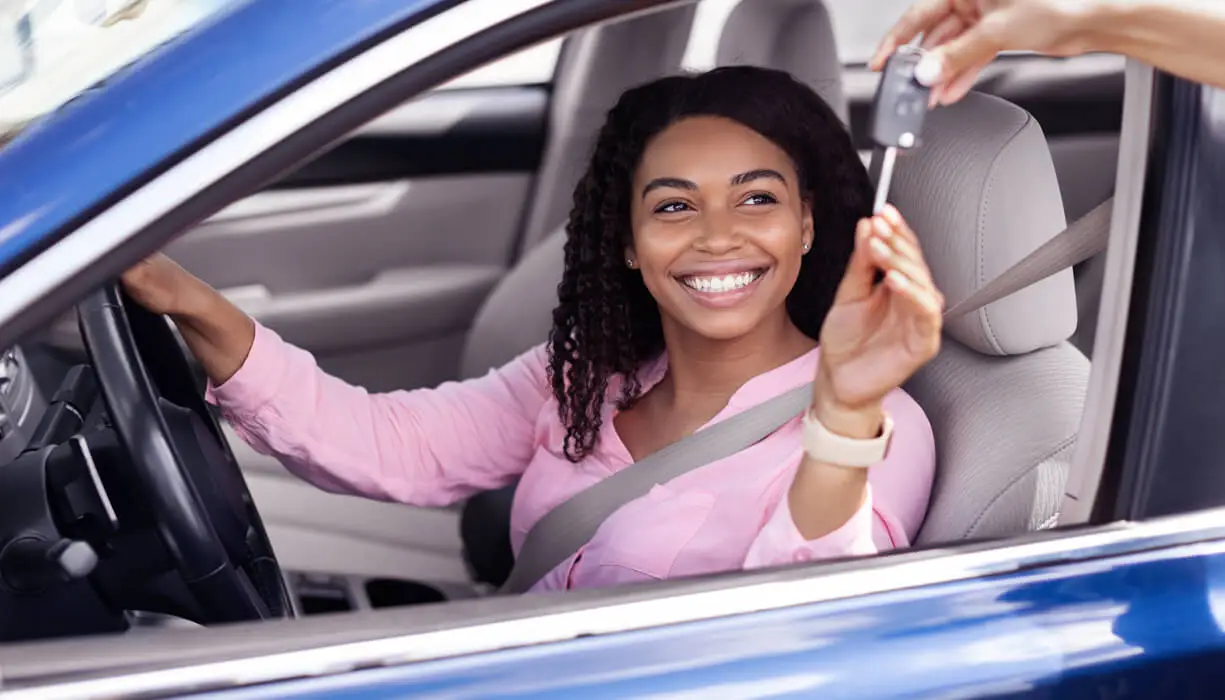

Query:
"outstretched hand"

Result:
[[813, 205, 943, 436], [871, 0, 1098, 106]]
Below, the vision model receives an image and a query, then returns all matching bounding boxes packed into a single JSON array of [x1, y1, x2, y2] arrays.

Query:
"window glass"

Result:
[[683, 0, 914, 70], [0, 0, 241, 136]]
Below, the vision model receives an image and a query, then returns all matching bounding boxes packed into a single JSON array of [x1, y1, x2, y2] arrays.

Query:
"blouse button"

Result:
[[793, 549, 813, 563]]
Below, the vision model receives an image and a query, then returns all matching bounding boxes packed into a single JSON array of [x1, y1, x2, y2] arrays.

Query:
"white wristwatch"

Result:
[[802, 407, 894, 468]]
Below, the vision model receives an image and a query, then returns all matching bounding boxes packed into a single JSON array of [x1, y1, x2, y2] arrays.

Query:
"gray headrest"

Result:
[[715, 0, 848, 125], [890, 92, 1077, 356]]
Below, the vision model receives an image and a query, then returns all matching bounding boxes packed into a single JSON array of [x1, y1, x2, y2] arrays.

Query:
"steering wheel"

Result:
[[77, 284, 292, 624]]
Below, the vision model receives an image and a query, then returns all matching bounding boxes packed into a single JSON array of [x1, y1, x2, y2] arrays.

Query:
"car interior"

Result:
[[0, 0, 1122, 638]]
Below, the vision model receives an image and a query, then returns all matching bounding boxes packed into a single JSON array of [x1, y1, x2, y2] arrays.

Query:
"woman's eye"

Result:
[[655, 201, 692, 214], [742, 192, 779, 206]]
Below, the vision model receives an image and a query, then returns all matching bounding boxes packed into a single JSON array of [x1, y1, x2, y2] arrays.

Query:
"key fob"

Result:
[[868, 46, 932, 149]]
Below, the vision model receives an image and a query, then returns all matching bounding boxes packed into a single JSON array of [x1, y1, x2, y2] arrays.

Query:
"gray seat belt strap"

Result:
[[500, 381, 814, 594], [944, 197, 1113, 319]]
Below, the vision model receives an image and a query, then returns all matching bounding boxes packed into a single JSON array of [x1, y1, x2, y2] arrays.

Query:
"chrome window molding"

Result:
[[7, 506, 1225, 699]]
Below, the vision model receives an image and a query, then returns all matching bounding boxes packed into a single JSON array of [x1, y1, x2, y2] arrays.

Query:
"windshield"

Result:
[[0, 0, 240, 141]]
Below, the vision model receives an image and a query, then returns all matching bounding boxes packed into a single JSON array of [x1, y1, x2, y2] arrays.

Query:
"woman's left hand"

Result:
[[813, 205, 943, 437]]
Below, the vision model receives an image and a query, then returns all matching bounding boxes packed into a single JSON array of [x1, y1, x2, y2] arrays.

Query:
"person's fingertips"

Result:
[[882, 206, 920, 246], [914, 52, 944, 87], [869, 48, 888, 71], [857, 217, 872, 242], [883, 233, 925, 271], [939, 64, 985, 104], [869, 236, 892, 263], [872, 215, 894, 241], [881, 205, 905, 230]]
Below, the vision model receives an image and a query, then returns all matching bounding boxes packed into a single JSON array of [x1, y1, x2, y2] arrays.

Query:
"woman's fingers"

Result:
[[885, 269, 943, 320], [866, 209, 946, 320], [834, 218, 880, 303], [868, 229, 932, 288], [869, 209, 938, 289], [878, 205, 919, 247]]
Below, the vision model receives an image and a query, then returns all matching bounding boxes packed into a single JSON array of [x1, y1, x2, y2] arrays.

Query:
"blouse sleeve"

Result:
[[206, 322, 552, 507]]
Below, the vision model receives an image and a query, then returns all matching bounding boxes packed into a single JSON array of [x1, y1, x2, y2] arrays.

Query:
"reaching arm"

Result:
[[873, 0, 1225, 106]]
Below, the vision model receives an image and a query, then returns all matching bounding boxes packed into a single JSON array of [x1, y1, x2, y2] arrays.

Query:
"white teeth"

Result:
[[681, 270, 762, 293]]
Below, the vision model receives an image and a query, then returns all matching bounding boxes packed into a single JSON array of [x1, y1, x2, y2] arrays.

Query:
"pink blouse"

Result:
[[208, 323, 935, 592]]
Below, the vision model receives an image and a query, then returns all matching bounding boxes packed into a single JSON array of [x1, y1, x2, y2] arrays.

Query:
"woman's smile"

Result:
[[674, 265, 772, 309]]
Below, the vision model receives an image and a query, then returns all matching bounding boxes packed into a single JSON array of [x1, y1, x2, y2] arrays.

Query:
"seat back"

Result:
[[889, 93, 1090, 543], [715, 0, 847, 125], [515, 5, 699, 253]]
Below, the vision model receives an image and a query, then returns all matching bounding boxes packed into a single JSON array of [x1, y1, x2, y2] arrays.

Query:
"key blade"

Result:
[[869, 146, 898, 214]]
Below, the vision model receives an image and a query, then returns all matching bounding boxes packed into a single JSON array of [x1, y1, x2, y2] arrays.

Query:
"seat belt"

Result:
[[943, 197, 1113, 319], [499, 382, 814, 594], [501, 197, 1113, 594]]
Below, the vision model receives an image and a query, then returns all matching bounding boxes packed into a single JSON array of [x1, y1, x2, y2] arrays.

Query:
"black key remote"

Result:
[[866, 46, 932, 213]]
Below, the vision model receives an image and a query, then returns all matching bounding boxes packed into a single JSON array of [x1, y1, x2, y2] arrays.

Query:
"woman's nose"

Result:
[[694, 210, 743, 253]]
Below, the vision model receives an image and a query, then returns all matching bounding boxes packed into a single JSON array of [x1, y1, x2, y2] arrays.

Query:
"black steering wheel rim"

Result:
[[77, 283, 292, 624]]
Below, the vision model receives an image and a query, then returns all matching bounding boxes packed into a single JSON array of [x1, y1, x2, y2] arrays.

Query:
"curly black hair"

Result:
[[549, 65, 874, 461]]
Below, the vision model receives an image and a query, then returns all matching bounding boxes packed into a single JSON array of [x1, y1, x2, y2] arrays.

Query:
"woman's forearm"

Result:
[[787, 386, 879, 540], [1089, 0, 1225, 89], [171, 277, 256, 387]]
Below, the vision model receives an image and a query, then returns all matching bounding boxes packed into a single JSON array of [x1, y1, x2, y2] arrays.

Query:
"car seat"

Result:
[[890, 92, 1089, 542]]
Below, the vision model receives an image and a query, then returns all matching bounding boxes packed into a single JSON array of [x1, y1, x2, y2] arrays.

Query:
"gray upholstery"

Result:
[[909, 342, 1088, 542], [716, 0, 848, 125], [896, 93, 1089, 544], [516, 5, 698, 252], [890, 93, 1078, 357], [460, 232, 564, 377]]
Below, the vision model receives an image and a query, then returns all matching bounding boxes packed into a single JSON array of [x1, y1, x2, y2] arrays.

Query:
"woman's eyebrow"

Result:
[[730, 168, 786, 186], [641, 177, 697, 198], [641, 169, 785, 199]]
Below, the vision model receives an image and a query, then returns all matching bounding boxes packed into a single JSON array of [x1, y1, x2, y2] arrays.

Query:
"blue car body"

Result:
[[1, 1, 1224, 697], [195, 538, 1225, 699]]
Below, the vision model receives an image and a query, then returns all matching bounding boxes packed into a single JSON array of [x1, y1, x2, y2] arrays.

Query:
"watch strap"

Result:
[[802, 407, 894, 468]]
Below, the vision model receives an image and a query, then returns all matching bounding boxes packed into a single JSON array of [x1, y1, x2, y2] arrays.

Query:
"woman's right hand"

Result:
[[120, 253, 204, 317]]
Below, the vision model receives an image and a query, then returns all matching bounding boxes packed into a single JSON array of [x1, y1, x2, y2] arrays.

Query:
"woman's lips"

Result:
[[674, 267, 769, 309]]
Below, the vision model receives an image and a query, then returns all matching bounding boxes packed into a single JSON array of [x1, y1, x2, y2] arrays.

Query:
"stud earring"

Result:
[[802, 242, 810, 252], [626, 258, 635, 269]]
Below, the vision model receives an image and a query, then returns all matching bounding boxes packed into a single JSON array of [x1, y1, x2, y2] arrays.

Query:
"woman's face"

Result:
[[628, 116, 813, 343]]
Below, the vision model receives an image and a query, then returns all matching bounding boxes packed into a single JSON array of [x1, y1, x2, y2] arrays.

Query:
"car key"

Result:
[[866, 45, 932, 213]]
